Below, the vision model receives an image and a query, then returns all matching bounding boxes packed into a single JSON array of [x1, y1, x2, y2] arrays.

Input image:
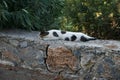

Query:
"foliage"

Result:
[[60, 0, 120, 39], [0, 0, 120, 39], [0, 0, 63, 30]]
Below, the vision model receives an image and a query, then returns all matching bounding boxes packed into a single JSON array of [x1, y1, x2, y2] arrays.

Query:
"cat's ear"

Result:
[[40, 31, 49, 37]]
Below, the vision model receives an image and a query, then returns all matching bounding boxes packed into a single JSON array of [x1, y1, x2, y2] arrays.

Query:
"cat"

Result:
[[40, 29, 96, 42]]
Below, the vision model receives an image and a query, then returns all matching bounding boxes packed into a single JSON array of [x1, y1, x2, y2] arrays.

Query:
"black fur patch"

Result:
[[88, 37, 96, 40], [80, 36, 88, 42], [40, 31, 49, 37], [65, 37, 69, 41], [71, 35, 77, 41], [61, 30, 66, 34], [53, 32, 59, 37]]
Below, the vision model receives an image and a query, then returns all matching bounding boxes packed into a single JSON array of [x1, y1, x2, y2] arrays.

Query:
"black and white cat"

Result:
[[40, 29, 96, 42]]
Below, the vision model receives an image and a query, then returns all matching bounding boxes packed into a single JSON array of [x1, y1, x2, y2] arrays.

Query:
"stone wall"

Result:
[[0, 30, 120, 80]]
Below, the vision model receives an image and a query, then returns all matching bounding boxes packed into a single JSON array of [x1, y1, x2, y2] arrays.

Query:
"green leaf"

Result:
[[23, 14, 32, 27], [1, 10, 8, 21], [3, 0, 8, 9], [22, 9, 29, 14]]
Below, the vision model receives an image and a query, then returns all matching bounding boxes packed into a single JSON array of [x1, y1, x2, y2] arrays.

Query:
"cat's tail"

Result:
[[80, 36, 97, 42], [88, 37, 97, 41]]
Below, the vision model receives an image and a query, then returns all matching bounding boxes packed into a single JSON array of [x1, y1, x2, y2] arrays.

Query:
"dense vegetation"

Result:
[[0, 0, 120, 39], [0, 0, 63, 30]]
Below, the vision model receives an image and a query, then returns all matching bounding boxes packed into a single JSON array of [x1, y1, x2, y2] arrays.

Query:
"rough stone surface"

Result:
[[46, 46, 79, 73], [0, 64, 62, 80], [0, 30, 120, 80]]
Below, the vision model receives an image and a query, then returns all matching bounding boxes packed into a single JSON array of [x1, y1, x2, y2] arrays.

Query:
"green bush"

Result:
[[60, 0, 120, 39], [0, 0, 63, 30]]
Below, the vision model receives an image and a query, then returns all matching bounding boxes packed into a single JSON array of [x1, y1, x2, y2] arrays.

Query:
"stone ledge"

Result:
[[0, 30, 120, 80]]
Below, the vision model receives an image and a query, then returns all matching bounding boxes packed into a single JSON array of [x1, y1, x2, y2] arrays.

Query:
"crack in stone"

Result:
[[44, 44, 62, 74], [44, 44, 81, 75]]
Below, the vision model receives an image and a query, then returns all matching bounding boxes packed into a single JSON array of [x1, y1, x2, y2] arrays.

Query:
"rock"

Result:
[[9, 39, 19, 47], [80, 52, 94, 69], [19, 41, 28, 48], [0, 64, 64, 80], [2, 50, 20, 62], [97, 64, 105, 75], [0, 60, 15, 66], [46, 46, 80, 73], [0, 30, 120, 80]]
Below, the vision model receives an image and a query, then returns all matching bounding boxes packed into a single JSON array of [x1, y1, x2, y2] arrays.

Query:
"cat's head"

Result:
[[40, 31, 49, 38]]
